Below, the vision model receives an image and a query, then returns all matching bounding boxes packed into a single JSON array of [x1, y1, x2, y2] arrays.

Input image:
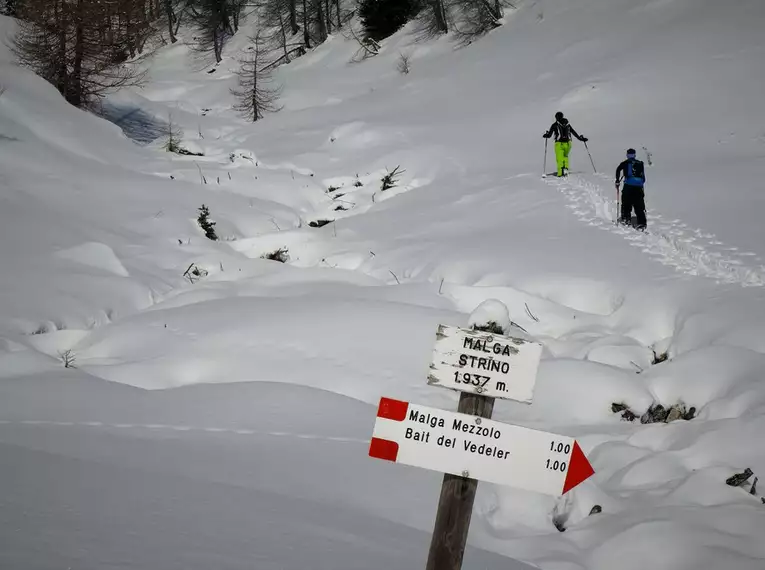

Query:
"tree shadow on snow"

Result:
[[99, 102, 168, 146]]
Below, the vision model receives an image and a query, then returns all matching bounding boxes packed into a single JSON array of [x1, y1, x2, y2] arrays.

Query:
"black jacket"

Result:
[[545, 120, 585, 142]]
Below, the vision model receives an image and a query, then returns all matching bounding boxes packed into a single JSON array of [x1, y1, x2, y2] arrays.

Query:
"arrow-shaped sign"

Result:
[[369, 397, 594, 496]]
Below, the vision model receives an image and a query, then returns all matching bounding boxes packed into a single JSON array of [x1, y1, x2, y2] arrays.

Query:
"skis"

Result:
[[542, 171, 585, 178]]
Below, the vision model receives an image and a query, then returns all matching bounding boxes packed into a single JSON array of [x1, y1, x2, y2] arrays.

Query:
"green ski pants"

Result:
[[555, 141, 572, 176]]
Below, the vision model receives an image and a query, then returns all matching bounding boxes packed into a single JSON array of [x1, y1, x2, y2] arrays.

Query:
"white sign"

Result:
[[369, 397, 594, 496], [428, 324, 543, 402]]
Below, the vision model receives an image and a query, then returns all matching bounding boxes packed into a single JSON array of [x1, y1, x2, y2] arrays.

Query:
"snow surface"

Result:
[[2, 0, 765, 568]]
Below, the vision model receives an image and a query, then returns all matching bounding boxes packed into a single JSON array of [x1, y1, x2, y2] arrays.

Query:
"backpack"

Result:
[[557, 121, 571, 142], [625, 159, 645, 187]]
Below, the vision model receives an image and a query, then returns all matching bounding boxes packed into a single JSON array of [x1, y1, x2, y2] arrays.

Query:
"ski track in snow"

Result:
[[547, 173, 765, 287], [0, 419, 368, 444]]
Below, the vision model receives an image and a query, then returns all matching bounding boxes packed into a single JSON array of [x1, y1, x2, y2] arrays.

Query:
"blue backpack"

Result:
[[625, 159, 645, 187]]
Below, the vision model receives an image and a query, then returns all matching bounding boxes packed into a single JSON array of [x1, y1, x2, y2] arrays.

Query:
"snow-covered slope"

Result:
[[2, 0, 765, 568]]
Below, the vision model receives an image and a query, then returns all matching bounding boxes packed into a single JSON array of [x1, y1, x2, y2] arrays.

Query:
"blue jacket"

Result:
[[616, 158, 645, 187]]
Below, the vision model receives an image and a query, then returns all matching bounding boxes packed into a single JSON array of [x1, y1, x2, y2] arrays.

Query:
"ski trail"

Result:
[[0, 419, 368, 444], [545, 173, 765, 287]]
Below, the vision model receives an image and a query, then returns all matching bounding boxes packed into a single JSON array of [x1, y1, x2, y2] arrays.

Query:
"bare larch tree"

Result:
[[452, 0, 514, 44], [11, 0, 151, 108], [230, 30, 282, 122], [428, 0, 449, 34], [187, 0, 246, 63], [261, 0, 304, 65], [261, 0, 345, 65]]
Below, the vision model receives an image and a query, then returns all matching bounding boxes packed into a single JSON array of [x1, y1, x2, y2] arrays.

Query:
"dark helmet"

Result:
[[555, 111, 564, 121], [560, 118, 569, 125], [627, 148, 637, 157]]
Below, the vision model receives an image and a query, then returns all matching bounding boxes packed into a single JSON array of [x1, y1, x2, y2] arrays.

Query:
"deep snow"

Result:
[[2, 0, 765, 569]]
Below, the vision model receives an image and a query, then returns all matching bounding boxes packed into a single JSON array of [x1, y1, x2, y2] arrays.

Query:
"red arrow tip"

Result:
[[562, 441, 594, 494]]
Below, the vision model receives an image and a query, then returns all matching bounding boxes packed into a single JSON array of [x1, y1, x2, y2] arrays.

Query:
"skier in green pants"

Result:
[[543, 112, 588, 177]]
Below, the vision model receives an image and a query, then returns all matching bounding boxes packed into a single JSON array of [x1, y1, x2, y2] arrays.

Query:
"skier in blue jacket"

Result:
[[615, 148, 646, 230]]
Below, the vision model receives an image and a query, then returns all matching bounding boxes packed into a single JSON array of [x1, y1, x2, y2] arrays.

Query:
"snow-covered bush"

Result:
[[261, 247, 289, 263], [197, 205, 218, 241], [58, 349, 76, 368], [381, 166, 404, 191], [397, 52, 412, 75]]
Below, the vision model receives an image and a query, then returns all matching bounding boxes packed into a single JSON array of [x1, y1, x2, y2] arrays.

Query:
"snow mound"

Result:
[[54, 242, 130, 277], [468, 298, 512, 332]]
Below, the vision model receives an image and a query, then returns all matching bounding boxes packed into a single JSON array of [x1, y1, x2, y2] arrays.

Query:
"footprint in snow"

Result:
[[545, 174, 765, 287]]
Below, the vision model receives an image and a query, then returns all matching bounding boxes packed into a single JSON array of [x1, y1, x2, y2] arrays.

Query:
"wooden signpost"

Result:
[[368, 316, 595, 570]]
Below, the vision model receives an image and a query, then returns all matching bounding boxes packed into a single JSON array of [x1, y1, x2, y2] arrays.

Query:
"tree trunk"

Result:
[[324, 0, 331, 33], [278, 10, 290, 63], [70, 0, 85, 107], [126, 2, 137, 59], [315, 0, 326, 42], [302, 0, 311, 48], [251, 64, 258, 121], [482, 0, 501, 21], [55, 0, 68, 98], [252, 34, 261, 121], [137, 0, 148, 56], [289, 0, 299, 35], [137, 31, 148, 54], [222, 4, 234, 35], [232, 2, 240, 32], [174, 1, 183, 35], [164, 0, 177, 43], [334, 0, 341, 28], [214, 29, 223, 63], [433, 0, 448, 33], [98, 1, 107, 44]]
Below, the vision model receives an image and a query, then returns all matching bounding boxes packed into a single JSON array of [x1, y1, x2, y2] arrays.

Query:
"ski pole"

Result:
[[615, 179, 621, 224], [584, 141, 597, 173], [543, 138, 548, 177]]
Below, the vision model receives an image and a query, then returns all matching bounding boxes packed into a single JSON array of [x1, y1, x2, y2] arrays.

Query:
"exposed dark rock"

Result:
[[726, 468, 754, 487], [622, 409, 637, 422], [652, 350, 669, 364], [641, 404, 668, 424]]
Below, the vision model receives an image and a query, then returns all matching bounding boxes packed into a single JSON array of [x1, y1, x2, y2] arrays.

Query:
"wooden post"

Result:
[[426, 392, 494, 570], [426, 322, 500, 570]]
